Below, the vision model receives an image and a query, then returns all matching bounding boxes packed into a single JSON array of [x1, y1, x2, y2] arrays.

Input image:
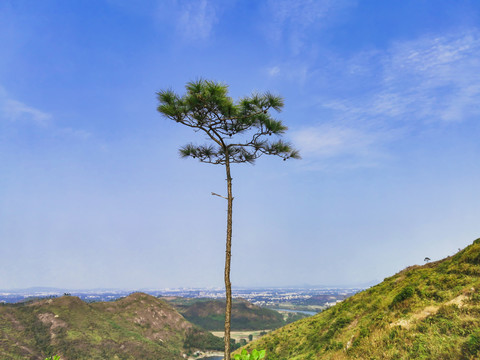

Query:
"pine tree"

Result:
[[157, 79, 299, 360]]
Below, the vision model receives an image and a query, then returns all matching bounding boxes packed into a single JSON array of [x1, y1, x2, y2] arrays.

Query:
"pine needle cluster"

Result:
[[157, 79, 300, 165]]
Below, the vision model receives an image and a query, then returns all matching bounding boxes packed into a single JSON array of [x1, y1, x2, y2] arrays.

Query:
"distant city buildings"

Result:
[[0, 287, 362, 309]]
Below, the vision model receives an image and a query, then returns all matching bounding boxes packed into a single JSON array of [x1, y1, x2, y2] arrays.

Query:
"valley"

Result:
[[4, 240, 480, 360]]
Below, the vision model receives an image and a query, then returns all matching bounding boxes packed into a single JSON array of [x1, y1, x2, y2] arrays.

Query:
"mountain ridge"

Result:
[[243, 238, 480, 359], [0, 292, 222, 359]]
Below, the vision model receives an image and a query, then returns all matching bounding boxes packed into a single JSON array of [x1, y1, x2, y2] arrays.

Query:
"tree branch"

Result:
[[211, 192, 228, 200]]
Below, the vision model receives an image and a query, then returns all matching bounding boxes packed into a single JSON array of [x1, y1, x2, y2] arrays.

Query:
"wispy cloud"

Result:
[[56, 127, 92, 140], [375, 31, 480, 123], [265, 62, 309, 83], [0, 86, 92, 140], [293, 29, 480, 169], [0, 87, 51, 126], [177, 0, 218, 41], [322, 30, 480, 125], [266, 0, 355, 54], [264, 0, 355, 83], [267, 66, 281, 77]]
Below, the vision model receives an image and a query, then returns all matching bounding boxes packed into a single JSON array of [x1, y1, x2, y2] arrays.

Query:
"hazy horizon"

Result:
[[0, 282, 375, 292], [1, 1, 479, 289]]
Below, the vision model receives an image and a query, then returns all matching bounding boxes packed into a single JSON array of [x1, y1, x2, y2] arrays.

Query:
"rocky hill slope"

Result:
[[0, 292, 222, 359], [244, 238, 480, 360]]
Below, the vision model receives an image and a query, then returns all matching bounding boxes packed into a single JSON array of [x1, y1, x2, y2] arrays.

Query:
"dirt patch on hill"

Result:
[[391, 293, 469, 329], [38, 312, 68, 339]]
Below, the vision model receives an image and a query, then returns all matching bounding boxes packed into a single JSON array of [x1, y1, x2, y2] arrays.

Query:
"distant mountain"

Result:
[[243, 238, 480, 359], [0, 292, 223, 359], [166, 297, 307, 331]]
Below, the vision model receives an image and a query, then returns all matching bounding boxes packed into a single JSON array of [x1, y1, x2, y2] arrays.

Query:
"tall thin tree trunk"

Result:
[[224, 157, 233, 360]]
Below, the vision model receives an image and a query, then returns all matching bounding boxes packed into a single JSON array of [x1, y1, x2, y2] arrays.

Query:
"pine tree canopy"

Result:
[[157, 79, 300, 165]]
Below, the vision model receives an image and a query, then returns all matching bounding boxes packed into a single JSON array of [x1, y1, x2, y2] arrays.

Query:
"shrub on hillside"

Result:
[[184, 328, 224, 351], [390, 286, 415, 308], [462, 330, 480, 358]]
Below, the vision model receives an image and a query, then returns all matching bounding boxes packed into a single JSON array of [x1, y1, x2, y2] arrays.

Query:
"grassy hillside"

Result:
[[166, 297, 299, 331], [0, 292, 223, 359], [244, 238, 480, 360]]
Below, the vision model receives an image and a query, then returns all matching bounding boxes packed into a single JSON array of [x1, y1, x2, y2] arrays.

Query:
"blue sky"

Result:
[[1, 0, 480, 290]]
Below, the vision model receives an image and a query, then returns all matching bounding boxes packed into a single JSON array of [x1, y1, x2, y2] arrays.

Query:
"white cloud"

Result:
[[293, 125, 373, 158], [291, 124, 393, 170], [0, 87, 51, 126], [177, 0, 218, 41]]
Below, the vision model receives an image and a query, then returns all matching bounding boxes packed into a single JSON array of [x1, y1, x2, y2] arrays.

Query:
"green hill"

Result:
[[0, 292, 223, 359], [166, 297, 302, 331], [244, 238, 480, 360]]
